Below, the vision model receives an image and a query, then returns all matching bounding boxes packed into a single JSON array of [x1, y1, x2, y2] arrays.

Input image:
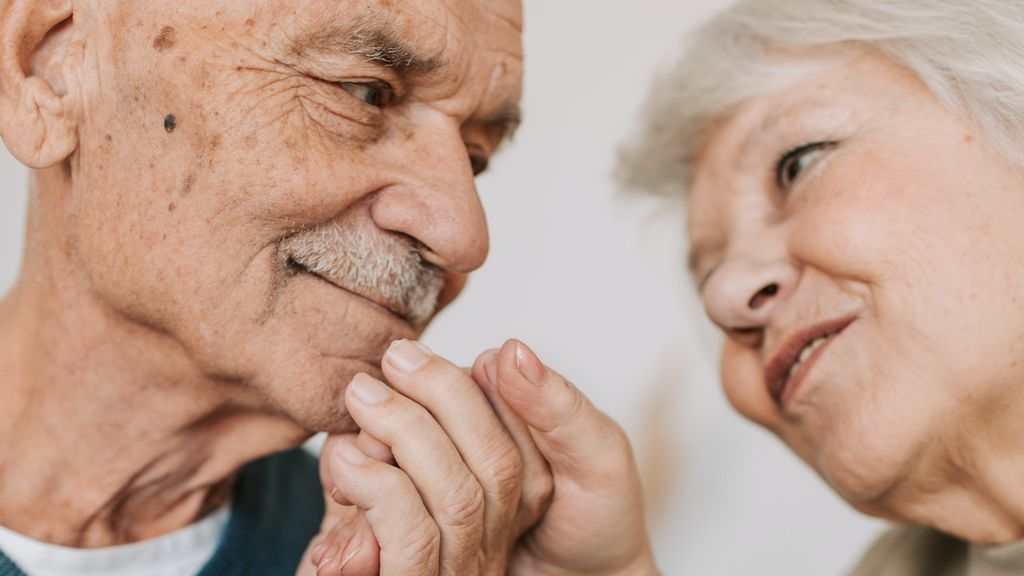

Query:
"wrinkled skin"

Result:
[[41, 0, 521, 433], [0, 0, 520, 549], [302, 339, 658, 576], [691, 51, 1024, 544], [0, 0, 660, 572]]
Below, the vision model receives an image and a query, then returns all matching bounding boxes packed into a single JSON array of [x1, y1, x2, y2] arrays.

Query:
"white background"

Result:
[[0, 1, 884, 573]]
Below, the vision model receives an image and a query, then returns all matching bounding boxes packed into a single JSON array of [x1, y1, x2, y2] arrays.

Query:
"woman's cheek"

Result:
[[720, 339, 781, 430]]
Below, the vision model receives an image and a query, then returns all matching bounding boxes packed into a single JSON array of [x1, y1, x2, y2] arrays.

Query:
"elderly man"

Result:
[[0, 0, 657, 575]]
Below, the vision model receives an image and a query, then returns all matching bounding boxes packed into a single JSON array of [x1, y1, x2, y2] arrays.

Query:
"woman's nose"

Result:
[[702, 258, 798, 341]]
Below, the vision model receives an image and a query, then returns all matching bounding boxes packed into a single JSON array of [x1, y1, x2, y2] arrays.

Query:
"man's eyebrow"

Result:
[[292, 17, 444, 75]]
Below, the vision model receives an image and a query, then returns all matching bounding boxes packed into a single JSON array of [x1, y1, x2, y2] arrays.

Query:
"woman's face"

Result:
[[688, 52, 1024, 514]]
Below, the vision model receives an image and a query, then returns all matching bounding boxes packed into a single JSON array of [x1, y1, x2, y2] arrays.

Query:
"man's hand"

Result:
[[303, 340, 555, 575]]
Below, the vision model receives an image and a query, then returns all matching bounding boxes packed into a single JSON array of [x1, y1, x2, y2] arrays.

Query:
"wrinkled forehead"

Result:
[[108, 0, 524, 68], [297, 0, 522, 59]]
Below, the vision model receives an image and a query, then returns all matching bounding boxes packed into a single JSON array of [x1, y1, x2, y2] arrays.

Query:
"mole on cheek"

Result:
[[164, 114, 177, 133], [153, 26, 177, 52]]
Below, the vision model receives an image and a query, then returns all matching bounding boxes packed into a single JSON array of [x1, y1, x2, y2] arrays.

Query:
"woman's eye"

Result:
[[339, 82, 391, 108], [775, 141, 837, 190]]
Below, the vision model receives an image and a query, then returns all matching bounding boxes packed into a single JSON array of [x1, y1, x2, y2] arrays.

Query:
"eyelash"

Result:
[[775, 141, 837, 190]]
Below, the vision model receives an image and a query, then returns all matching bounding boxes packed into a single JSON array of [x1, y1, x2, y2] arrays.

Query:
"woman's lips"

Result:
[[765, 315, 857, 407]]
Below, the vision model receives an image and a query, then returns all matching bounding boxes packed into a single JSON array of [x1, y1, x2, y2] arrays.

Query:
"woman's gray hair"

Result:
[[619, 0, 1024, 196]]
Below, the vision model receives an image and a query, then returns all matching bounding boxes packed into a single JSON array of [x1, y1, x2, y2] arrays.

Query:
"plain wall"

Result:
[[0, 1, 884, 573]]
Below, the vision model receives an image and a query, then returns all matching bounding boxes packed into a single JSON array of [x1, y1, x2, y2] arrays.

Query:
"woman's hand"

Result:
[[489, 339, 657, 576], [304, 340, 555, 575]]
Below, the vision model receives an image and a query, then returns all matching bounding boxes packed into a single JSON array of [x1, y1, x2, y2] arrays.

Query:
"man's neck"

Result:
[[0, 178, 310, 547]]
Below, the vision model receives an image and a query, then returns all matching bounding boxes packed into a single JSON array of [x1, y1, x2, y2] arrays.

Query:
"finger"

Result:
[[472, 349, 554, 530], [494, 339, 638, 491], [320, 434, 359, 507], [301, 505, 381, 576], [315, 514, 381, 576], [343, 373, 485, 574], [321, 432, 394, 509], [328, 436, 440, 576], [380, 341, 523, 531], [356, 430, 394, 464]]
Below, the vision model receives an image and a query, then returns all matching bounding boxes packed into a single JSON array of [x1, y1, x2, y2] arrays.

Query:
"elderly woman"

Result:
[[311, 1, 1024, 574], [620, 0, 1024, 572]]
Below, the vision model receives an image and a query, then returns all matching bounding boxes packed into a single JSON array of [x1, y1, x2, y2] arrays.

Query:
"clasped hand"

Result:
[[296, 339, 657, 576]]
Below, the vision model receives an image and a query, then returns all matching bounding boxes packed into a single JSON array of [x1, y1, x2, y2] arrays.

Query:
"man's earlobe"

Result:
[[0, 0, 78, 169]]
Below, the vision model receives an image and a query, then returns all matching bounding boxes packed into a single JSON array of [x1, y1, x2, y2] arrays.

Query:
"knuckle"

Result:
[[520, 473, 554, 521], [400, 520, 441, 568], [480, 443, 523, 501], [537, 378, 588, 435], [438, 478, 485, 529]]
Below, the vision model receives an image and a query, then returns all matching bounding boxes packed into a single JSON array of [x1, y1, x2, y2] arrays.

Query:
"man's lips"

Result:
[[764, 315, 857, 407], [286, 257, 412, 324]]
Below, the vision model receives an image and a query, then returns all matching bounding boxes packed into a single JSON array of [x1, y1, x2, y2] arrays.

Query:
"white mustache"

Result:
[[279, 219, 445, 326]]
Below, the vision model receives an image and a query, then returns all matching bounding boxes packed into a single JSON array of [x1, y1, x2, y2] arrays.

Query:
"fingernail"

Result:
[[338, 530, 364, 571], [335, 438, 369, 465], [317, 541, 341, 573], [386, 339, 431, 373], [349, 373, 391, 405], [483, 352, 498, 387], [514, 341, 547, 386], [310, 536, 327, 565]]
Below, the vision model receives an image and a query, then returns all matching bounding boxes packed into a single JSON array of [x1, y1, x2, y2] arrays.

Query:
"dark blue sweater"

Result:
[[0, 448, 324, 576]]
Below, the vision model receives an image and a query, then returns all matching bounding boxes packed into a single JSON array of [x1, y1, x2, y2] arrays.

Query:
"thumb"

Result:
[[493, 339, 637, 490]]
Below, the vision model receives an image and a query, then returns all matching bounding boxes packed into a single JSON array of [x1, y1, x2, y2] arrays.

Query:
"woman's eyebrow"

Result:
[[732, 107, 793, 169], [290, 16, 445, 75]]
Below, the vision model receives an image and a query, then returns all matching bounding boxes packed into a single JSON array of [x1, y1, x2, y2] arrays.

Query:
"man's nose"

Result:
[[702, 256, 798, 341], [370, 119, 489, 274]]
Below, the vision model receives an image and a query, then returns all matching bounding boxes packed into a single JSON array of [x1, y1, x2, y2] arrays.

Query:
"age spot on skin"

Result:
[[153, 26, 177, 52], [179, 173, 196, 197], [168, 202, 177, 213], [164, 114, 177, 133], [152, 26, 177, 52]]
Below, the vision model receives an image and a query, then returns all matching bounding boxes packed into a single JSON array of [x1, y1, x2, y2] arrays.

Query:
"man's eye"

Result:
[[339, 82, 391, 108], [775, 141, 837, 190]]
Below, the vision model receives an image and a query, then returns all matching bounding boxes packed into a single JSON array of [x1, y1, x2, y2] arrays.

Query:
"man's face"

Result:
[[67, 0, 523, 431]]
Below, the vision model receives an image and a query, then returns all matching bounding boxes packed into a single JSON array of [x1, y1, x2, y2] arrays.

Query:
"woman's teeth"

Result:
[[787, 335, 831, 381]]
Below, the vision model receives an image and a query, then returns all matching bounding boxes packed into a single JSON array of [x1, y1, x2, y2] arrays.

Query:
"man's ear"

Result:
[[0, 0, 77, 169]]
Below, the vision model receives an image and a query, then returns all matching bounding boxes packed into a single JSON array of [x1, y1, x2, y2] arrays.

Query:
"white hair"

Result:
[[619, 0, 1024, 196], [279, 216, 444, 327]]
